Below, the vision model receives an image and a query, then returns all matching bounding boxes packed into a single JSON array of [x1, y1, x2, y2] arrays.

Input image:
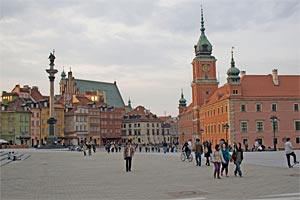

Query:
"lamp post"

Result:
[[223, 123, 230, 143], [199, 129, 204, 143], [270, 115, 278, 151]]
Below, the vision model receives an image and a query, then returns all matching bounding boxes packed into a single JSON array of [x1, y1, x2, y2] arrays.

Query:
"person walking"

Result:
[[195, 139, 203, 166], [82, 143, 87, 156], [87, 142, 92, 156], [211, 144, 225, 179], [232, 142, 244, 177], [204, 141, 212, 166], [92, 143, 96, 153], [221, 142, 230, 177], [123, 141, 135, 172], [182, 141, 191, 159], [284, 137, 299, 168]]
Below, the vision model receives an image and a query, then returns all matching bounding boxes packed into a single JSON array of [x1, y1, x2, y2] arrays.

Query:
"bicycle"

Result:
[[180, 151, 193, 162]]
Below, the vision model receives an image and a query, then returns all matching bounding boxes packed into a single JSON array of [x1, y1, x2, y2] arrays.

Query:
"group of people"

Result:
[[192, 140, 244, 179], [210, 142, 244, 179], [81, 137, 298, 174], [104, 142, 122, 153], [82, 142, 96, 156], [7, 152, 19, 161]]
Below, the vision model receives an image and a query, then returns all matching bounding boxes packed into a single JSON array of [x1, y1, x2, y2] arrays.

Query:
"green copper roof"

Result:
[[194, 7, 212, 56], [227, 48, 241, 84], [179, 89, 187, 107], [61, 70, 66, 79], [74, 79, 125, 108]]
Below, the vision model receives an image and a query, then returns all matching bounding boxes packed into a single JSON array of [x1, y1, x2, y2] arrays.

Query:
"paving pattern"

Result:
[[1, 149, 299, 200]]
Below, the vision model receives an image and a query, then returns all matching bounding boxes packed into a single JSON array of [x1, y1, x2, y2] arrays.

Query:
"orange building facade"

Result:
[[178, 9, 300, 149]]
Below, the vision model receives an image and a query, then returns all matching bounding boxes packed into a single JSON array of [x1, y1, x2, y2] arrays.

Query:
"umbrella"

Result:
[[0, 139, 9, 144]]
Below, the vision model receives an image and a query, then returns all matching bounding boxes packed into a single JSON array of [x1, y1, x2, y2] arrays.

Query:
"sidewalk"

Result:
[[1, 149, 299, 200]]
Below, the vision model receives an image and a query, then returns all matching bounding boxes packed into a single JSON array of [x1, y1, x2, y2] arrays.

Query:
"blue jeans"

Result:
[[195, 152, 202, 166], [234, 161, 242, 176]]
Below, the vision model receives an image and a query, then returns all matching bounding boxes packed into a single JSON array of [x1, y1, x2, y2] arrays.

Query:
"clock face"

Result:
[[202, 64, 210, 73]]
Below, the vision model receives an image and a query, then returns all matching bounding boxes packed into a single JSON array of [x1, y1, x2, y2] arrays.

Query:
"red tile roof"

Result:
[[241, 75, 300, 97]]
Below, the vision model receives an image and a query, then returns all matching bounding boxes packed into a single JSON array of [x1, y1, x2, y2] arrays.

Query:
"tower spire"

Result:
[[200, 5, 205, 34], [194, 5, 212, 56], [231, 46, 235, 68], [227, 46, 240, 84]]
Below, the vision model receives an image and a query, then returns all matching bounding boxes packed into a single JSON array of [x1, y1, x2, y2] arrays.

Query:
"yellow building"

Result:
[[40, 99, 64, 144]]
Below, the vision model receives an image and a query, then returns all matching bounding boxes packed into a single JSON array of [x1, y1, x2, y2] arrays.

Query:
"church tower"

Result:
[[191, 7, 218, 107]]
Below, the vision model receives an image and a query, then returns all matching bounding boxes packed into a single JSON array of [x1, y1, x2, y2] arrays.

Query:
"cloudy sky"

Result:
[[0, 0, 299, 116]]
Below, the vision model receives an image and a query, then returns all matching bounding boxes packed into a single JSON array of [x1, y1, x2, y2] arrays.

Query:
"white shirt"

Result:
[[284, 141, 293, 154], [188, 141, 192, 149]]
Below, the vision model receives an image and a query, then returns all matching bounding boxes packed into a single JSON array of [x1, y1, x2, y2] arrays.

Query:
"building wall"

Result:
[[200, 99, 229, 145], [233, 98, 300, 149], [0, 111, 31, 145], [178, 109, 193, 144], [29, 106, 40, 146]]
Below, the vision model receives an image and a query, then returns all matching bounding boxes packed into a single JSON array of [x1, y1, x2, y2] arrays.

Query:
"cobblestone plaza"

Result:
[[1, 149, 300, 200]]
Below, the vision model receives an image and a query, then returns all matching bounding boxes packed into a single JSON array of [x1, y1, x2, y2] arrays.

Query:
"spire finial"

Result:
[[231, 46, 235, 67], [200, 5, 205, 34], [181, 89, 184, 98]]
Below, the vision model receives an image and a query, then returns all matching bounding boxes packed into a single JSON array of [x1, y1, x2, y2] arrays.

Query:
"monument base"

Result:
[[38, 136, 65, 149]]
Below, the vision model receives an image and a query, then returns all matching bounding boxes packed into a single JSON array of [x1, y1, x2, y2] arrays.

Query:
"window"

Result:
[[272, 103, 277, 111], [256, 104, 262, 112], [296, 137, 300, 144], [256, 121, 264, 132], [295, 121, 300, 131], [241, 104, 246, 112], [294, 104, 299, 111], [241, 121, 248, 132]]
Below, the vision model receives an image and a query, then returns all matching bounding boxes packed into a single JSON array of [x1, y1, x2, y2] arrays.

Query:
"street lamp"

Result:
[[270, 115, 278, 151], [199, 129, 204, 143], [223, 123, 230, 143]]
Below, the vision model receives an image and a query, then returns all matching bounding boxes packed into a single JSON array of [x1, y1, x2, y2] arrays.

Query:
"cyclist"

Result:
[[182, 141, 191, 159]]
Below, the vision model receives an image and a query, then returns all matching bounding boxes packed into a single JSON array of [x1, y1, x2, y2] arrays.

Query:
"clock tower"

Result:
[[191, 7, 218, 107]]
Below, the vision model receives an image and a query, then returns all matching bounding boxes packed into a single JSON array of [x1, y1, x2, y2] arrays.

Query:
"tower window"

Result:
[[233, 90, 238, 94], [205, 91, 210, 95]]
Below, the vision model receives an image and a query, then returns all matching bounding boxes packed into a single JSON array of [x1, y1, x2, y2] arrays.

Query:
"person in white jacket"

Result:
[[211, 144, 225, 179], [284, 138, 299, 168]]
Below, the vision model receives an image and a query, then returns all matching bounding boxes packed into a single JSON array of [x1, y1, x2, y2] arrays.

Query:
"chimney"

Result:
[[240, 71, 246, 78], [272, 69, 279, 86]]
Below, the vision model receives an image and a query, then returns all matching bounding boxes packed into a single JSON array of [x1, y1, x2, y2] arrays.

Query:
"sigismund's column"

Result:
[[46, 51, 58, 145]]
